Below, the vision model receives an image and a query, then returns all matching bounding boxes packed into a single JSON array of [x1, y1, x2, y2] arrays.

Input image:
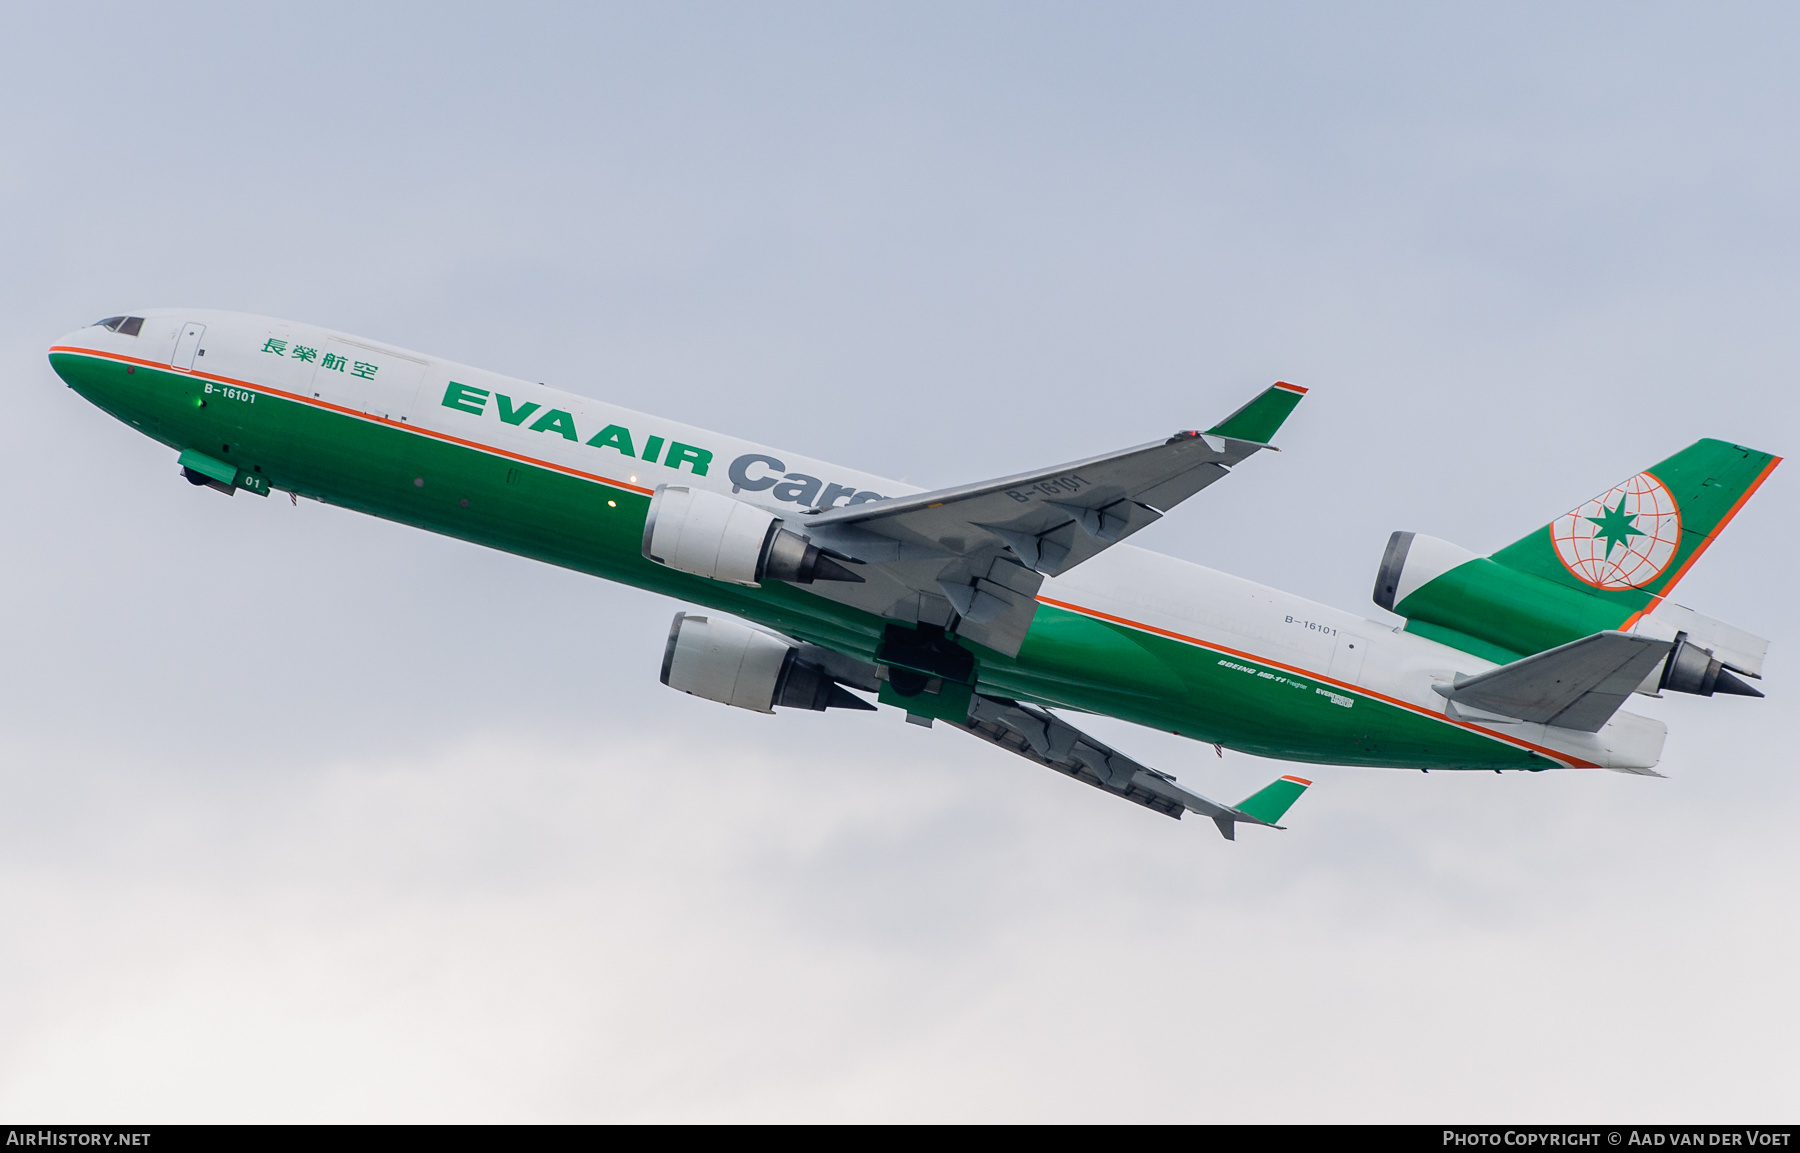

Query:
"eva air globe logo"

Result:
[[1550, 472, 1682, 590]]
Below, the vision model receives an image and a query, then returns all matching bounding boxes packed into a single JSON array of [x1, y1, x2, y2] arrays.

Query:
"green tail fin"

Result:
[[1379, 439, 1780, 661], [1234, 774, 1312, 825], [1490, 438, 1781, 614], [1206, 381, 1307, 444]]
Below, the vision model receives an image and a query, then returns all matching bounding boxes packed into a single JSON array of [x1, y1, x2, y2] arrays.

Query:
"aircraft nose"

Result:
[[52, 325, 89, 345], [48, 323, 100, 383], [49, 314, 146, 386], [51, 323, 96, 352]]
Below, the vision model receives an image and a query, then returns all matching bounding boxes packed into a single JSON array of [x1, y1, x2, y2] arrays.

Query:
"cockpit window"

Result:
[[93, 316, 144, 336]]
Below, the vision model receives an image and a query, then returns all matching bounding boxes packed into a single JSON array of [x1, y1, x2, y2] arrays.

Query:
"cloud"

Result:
[[1, 701, 1792, 1121]]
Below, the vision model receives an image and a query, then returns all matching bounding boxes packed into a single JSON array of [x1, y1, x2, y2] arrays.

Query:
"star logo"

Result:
[[1584, 495, 1645, 558], [1550, 471, 1681, 590]]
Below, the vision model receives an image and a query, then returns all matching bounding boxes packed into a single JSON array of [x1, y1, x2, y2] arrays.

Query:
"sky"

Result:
[[1, 1, 1796, 1122]]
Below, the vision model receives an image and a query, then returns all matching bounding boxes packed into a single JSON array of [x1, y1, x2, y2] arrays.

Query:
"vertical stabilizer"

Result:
[[1489, 438, 1780, 621], [1379, 439, 1780, 659]]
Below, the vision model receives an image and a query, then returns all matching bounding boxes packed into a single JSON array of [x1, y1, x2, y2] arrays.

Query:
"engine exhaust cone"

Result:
[[811, 553, 865, 583], [760, 529, 866, 585], [1712, 668, 1765, 698], [825, 683, 878, 711]]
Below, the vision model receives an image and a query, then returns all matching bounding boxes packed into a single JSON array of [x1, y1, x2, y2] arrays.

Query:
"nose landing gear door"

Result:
[[310, 338, 429, 423]]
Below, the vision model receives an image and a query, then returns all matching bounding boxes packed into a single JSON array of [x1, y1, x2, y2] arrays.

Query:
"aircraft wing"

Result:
[[800, 382, 1307, 656], [1432, 631, 1673, 732], [955, 693, 1310, 839]]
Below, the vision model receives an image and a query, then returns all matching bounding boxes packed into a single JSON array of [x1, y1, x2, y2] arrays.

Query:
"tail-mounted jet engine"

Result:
[[1374, 531, 1765, 699], [1660, 632, 1763, 698], [660, 612, 876, 714], [641, 485, 863, 587]]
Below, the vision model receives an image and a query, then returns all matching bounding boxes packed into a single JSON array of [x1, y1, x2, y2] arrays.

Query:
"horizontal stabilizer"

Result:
[[1433, 630, 1671, 733]]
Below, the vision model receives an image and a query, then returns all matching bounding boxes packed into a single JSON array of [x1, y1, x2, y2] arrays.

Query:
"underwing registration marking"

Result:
[[1006, 473, 1090, 503]]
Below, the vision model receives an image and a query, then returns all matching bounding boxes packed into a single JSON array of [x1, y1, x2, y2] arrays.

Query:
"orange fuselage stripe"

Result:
[[48, 345, 659, 497], [1034, 595, 1597, 768], [55, 345, 1600, 768]]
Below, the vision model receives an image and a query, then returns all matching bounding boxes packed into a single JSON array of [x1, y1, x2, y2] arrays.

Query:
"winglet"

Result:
[[1205, 381, 1307, 446], [1230, 774, 1312, 831]]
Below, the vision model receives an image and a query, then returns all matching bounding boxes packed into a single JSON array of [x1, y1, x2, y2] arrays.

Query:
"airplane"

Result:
[[48, 311, 1780, 839]]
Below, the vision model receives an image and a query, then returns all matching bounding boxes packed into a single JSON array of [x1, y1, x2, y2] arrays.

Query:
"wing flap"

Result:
[[954, 694, 1304, 837], [791, 383, 1306, 656], [808, 431, 1230, 573], [1132, 461, 1233, 515], [805, 381, 1305, 574]]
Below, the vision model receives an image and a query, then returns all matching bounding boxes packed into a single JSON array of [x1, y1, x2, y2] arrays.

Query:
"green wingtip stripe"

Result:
[[1205, 382, 1306, 444], [1235, 775, 1311, 824]]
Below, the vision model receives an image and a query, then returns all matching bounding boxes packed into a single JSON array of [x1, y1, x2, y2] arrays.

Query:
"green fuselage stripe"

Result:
[[54, 346, 1565, 772]]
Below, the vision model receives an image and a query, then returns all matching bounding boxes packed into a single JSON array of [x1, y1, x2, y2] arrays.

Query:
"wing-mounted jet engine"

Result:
[[641, 485, 864, 587], [657, 609, 1310, 839], [659, 612, 876, 714]]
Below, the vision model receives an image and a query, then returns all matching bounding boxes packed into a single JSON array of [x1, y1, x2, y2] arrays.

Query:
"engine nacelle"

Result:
[[660, 612, 875, 713], [1373, 530, 1643, 658], [1376, 532, 1767, 698], [641, 485, 861, 587], [1659, 632, 1763, 698], [1372, 531, 1480, 613]]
